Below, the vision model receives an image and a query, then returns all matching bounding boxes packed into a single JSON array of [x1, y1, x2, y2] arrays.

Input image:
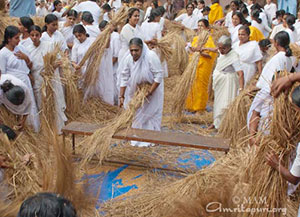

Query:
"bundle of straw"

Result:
[[270, 81, 300, 146], [156, 32, 174, 62], [0, 12, 18, 40], [79, 84, 151, 165], [60, 53, 81, 119], [290, 43, 300, 63], [164, 19, 196, 42], [218, 86, 258, 147], [74, 97, 120, 123], [78, 7, 128, 90], [0, 0, 5, 11], [40, 47, 59, 131], [210, 25, 230, 46], [31, 16, 45, 28], [170, 30, 209, 120], [167, 33, 189, 76]]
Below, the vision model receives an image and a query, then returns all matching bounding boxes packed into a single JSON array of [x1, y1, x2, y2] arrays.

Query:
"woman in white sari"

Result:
[[210, 35, 244, 130], [41, 14, 68, 54], [247, 31, 293, 146], [234, 25, 263, 86], [141, 9, 168, 78], [119, 8, 144, 63], [141, 8, 162, 43], [18, 17, 34, 48], [119, 38, 164, 147], [27, 25, 67, 134], [99, 21, 121, 105], [251, 9, 271, 38], [59, 10, 78, 50], [283, 14, 298, 43], [229, 12, 247, 48], [0, 74, 33, 131], [0, 26, 40, 132], [80, 24, 115, 105], [81, 11, 100, 40], [71, 24, 95, 77]]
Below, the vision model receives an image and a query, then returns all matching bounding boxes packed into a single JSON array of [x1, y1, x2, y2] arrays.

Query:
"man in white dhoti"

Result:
[[247, 31, 293, 146], [119, 37, 164, 147], [210, 35, 244, 130]]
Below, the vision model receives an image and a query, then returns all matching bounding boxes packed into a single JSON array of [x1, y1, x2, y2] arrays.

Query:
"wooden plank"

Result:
[[113, 128, 230, 152], [62, 121, 101, 135], [62, 122, 230, 152]]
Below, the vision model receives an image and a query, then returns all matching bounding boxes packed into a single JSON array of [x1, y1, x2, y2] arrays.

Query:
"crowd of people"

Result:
[[0, 0, 300, 215]]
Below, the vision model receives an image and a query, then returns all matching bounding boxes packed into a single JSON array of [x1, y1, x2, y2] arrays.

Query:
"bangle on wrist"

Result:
[[119, 96, 124, 99]]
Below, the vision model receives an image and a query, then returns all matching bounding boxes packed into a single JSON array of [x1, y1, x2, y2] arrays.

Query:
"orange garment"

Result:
[[185, 35, 218, 111], [249, 25, 265, 42], [208, 3, 224, 25]]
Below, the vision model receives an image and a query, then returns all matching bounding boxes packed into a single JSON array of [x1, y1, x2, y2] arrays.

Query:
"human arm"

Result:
[[119, 86, 126, 108], [271, 73, 300, 98], [248, 110, 260, 146], [146, 82, 160, 98], [266, 151, 300, 185], [237, 70, 244, 90], [256, 60, 262, 75], [14, 51, 32, 70]]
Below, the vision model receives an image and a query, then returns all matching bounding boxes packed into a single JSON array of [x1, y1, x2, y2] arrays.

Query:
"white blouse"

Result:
[[41, 30, 68, 51], [175, 13, 198, 30]]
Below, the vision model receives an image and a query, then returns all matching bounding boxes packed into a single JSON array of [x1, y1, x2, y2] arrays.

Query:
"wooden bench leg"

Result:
[[72, 134, 75, 154]]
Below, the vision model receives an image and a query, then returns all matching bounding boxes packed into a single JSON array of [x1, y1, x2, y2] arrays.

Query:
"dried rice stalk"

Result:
[[171, 31, 210, 120], [210, 25, 230, 46], [167, 33, 189, 76], [290, 43, 300, 63], [0, 0, 5, 11], [79, 84, 151, 165], [218, 86, 258, 147], [156, 32, 174, 62], [74, 97, 120, 123], [0, 12, 18, 40], [270, 78, 300, 146], [60, 53, 81, 119], [78, 7, 128, 90], [40, 47, 60, 131], [31, 16, 45, 27], [164, 19, 196, 42]]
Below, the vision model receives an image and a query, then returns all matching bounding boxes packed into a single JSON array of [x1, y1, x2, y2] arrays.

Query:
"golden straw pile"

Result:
[[60, 53, 81, 119], [218, 86, 258, 147]]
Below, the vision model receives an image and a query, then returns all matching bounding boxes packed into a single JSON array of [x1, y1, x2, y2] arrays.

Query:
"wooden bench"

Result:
[[62, 121, 230, 154]]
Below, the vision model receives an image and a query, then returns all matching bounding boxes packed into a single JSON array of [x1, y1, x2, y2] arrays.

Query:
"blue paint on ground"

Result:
[[177, 150, 215, 169], [85, 149, 215, 207], [98, 165, 139, 203]]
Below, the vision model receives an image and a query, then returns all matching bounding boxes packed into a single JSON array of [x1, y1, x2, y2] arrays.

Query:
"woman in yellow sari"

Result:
[[185, 19, 218, 112]]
